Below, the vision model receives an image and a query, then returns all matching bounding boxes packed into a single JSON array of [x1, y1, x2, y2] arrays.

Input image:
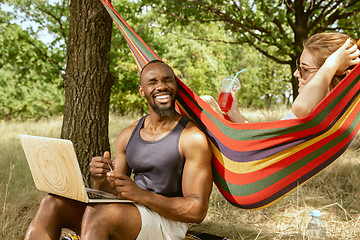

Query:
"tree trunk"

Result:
[[61, 0, 114, 185], [290, 63, 299, 102]]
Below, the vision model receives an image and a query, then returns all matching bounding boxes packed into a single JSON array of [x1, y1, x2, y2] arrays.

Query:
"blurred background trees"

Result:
[[0, 1, 66, 120], [1, 0, 359, 118], [139, 0, 360, 100]]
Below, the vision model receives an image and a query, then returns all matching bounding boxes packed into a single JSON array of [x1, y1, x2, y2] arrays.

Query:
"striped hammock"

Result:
[[100, 0, 360, 209]]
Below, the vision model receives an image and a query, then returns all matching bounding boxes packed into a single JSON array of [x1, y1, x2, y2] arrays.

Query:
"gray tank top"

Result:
[[126, 115, 190, 197]]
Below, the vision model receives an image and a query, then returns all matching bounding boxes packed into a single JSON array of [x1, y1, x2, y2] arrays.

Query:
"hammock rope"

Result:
[[100, 0, 360, 209]]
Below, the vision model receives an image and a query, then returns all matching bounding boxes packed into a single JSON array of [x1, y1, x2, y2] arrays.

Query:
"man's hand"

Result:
[[90, 151, 114, 183], [106, 171, 146, 202]]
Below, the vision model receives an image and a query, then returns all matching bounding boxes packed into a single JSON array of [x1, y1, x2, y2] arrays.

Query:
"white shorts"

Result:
[[134, 203, 188, 240]]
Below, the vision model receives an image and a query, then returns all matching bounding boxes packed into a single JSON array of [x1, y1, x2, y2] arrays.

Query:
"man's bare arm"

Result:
[[107, 121, 213, 223], [90, 121, 137, 192]]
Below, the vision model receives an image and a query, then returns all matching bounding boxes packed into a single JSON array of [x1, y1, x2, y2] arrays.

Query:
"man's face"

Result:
[[139, 62, 178, 117]]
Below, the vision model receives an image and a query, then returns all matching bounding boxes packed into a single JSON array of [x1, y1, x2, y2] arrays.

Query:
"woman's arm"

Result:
[[292, 39, 360, 118], [200, 90, 248, 123]]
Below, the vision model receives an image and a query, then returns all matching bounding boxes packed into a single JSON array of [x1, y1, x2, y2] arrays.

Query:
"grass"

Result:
[[0, 111, 359, 239], [0, 118, 63, 239]]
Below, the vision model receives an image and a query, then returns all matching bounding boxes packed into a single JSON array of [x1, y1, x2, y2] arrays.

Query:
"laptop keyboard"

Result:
[[86, 188, 119, 200], [87, 192, 117, 199]]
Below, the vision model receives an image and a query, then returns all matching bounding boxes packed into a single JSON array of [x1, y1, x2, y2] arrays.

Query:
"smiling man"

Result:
[[139, 60, 177, 118], [24, 60, 213, 240]]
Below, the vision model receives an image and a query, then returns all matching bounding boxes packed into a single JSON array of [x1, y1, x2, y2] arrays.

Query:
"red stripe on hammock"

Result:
[[101, 0, 160, 62], [213, 122, 360, 206], [213, 102, 360, 186], [177, 85, 359, 151]]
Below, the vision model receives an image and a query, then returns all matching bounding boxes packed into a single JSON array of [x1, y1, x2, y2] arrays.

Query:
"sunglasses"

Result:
[[296, 59, 319, 80]]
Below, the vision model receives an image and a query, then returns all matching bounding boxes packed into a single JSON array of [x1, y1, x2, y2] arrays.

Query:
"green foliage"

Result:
[[4, 0, 69, 51], [0, 65, 64, 120], [108, 4, 292, 112], [236, 48, 291, 109], [109, 0, 160, 115], [2, 0, 359, 119], [160, 23, 228, 95], [163, 24, 292, 108], [139, 0, 360, 99], [0, 8, 65, 120]]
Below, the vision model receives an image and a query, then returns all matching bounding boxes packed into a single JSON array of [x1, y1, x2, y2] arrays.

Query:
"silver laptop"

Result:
[[19, 134, 132, 203]]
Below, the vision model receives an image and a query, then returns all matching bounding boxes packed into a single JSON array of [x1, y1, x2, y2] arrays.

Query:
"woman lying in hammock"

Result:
[[201, 32, 360, 122]]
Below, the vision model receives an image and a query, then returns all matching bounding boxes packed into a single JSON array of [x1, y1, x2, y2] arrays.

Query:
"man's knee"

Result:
[[82, 204, 115, 229], [82, 204, 141, 238], [39, 194, 66, 214], [25, 195, 71, 240], [39, 194, 85, 228], [82, 204, 123, 226]]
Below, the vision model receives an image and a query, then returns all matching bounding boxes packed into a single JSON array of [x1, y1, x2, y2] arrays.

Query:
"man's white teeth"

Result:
[[156, 95, 169, 99]]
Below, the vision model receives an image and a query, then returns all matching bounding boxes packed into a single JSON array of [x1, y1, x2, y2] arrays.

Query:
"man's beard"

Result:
[[146, 93, 176, 118], [150, 99, 176, 117]]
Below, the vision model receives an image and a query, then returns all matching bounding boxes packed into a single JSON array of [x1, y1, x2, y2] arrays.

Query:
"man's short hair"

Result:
[[140, 60, 176, 80]]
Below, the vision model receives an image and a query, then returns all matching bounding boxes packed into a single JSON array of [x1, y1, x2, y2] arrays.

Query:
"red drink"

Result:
[[217, 92, 233, 112]]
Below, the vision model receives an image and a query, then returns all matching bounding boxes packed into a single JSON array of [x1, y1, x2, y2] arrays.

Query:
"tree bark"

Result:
[[61, 0, 114, 185]]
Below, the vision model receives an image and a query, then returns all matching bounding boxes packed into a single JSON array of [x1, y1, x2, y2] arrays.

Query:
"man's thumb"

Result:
[[103, 151, 110, 159]]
